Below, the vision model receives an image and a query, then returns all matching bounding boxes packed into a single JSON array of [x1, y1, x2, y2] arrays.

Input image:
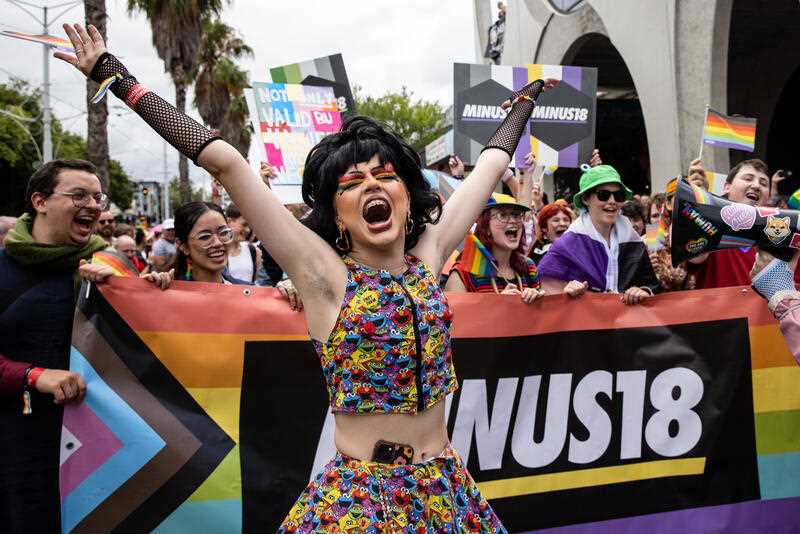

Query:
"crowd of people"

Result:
[[2, 21, 800, 533]]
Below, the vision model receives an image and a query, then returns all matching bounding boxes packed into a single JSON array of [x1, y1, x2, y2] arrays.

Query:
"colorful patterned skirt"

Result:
[[278, 446, 506, 533]]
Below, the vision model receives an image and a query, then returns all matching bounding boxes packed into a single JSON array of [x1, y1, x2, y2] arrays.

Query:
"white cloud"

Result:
[[1, 0, 477, 192]]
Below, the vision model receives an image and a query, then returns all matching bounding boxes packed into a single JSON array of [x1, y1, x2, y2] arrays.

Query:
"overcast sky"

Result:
[[1, 0, 479, 189]]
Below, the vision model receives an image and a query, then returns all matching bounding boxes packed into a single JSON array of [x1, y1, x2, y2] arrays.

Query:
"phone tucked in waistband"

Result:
[[371, 440, 414, 465]]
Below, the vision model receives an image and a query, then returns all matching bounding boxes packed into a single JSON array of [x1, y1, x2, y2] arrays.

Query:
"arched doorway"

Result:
[[727, 0, 800, 195], [553, 33, 650, 200], [767, 66, 800, 193]]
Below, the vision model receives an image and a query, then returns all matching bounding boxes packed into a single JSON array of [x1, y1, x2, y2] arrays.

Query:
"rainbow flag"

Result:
[[703, 108, 757, 152], [459, 233, 497, 277], [91, 250, 140, 277], [644, 219, 667, 253], [0, 30, 74, 53], [788, 188, 800, 210]]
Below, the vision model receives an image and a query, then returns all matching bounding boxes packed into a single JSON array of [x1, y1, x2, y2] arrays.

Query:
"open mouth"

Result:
[[73, 213, 97, 233], [745, 191, 760, 204], [362, 198, 392, 229], [207, 248, 226, 261], [504, 228, 520, 240]]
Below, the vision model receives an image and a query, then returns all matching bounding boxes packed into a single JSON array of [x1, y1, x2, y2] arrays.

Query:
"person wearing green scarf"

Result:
[[0, 159, 107, 532]]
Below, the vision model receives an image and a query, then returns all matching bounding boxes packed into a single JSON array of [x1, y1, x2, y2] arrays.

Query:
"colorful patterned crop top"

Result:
[[311, 254, 458, 414]]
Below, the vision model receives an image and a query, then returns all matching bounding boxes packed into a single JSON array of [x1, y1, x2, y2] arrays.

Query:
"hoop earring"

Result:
[[335, 227, 351, 252], [405, 215, 414, 235]]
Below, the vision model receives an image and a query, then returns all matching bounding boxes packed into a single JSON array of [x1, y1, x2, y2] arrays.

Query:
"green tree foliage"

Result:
[[353, 86, 448, 151], [168, 176, 204, 214], [0, 80, 135, 215], [193, 18, 253, 157], [127, 0, 224, 203]]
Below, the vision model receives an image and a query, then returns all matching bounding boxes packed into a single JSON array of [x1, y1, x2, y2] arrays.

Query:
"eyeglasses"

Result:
[[191, 227, 234, 248], [97, 219, 114, 225], [491, 210, 524, 223], [593, 189, 626, 203], [53, 190, 110, 210]]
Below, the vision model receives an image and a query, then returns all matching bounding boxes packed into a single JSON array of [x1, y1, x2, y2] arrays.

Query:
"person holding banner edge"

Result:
[[56, 22, 556, 532]]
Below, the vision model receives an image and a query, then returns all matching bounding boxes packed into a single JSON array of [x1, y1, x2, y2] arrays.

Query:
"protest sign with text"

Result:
[[454, 63, 597, 169], [244, 82, 341, 187]]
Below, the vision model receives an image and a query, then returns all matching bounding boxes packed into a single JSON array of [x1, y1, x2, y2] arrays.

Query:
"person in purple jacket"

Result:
[[538, 165, 660, 304]]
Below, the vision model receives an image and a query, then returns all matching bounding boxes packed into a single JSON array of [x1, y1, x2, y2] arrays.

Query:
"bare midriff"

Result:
[[333, 399, 449, 464]]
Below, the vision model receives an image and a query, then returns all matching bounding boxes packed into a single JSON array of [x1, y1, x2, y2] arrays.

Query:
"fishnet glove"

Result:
[[90, 52, 219, 164], [752, 258, 799, 310], [483, 79, 545, 157]]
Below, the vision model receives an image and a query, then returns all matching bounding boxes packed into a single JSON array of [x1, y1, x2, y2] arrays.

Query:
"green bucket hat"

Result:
[[572, 165, 633, 210]]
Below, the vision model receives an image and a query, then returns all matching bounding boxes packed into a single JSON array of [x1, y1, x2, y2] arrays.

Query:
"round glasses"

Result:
[[54, 190, 110, 210], [191, 227, 234, 248], [491, 210, 524, 223]]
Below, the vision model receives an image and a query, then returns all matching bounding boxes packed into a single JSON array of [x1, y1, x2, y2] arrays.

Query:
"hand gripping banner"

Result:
[[62, 279, 800, 532]]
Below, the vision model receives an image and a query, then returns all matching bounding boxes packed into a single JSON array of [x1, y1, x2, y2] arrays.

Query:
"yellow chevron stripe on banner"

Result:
[[477, 457, 706, 500]]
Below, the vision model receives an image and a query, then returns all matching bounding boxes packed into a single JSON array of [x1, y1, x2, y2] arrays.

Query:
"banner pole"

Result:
[[698, 105, 710, 162]]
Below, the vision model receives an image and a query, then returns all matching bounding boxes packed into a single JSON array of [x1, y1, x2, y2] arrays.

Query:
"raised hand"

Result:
[[448, 155, 465, 177], [590, 149, 602, 167], [53, 23, 106, 76]]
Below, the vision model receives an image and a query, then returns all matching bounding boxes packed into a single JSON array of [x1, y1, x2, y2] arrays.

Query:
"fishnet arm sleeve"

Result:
[[482, 79, 545, 157], [90, 53, 220, 165]]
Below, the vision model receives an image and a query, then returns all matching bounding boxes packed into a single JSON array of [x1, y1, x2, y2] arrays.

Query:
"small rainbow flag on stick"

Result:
[[0, 30, 74, 53], [459, 233, 497, 277], [702, 108, 757, 152]]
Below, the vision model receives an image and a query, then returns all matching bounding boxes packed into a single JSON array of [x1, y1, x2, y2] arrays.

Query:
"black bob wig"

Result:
[[301, 116, 442, 251]]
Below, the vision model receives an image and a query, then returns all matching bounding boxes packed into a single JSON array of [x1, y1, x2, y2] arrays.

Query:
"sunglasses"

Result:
[[593, 189, 626, 202]]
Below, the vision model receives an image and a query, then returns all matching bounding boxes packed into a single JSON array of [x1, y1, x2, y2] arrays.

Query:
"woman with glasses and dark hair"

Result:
[[538, 165, 660, 304], [57, 23, 557, 531], [445, 194, 544, 303], [173, 202, 247, 284]]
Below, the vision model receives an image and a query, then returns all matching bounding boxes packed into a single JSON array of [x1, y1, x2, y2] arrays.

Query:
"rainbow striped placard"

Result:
[[703, 108, 757, 152], [0, 30, 74, 52]]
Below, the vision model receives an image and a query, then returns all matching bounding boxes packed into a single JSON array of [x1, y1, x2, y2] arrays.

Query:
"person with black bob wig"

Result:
[[58, 22, 556, 532]]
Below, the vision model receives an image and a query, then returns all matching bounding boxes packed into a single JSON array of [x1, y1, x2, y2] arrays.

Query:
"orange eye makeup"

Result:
[[336, 163, 399, 194]]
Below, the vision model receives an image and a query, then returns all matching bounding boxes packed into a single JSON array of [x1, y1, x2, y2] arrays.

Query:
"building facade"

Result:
[[474, 0, 800, 196]]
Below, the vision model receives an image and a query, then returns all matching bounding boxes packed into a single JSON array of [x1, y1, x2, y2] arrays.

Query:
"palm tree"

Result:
[[127, 0, 223, 203], [193, 19, 252, 157], [85, 0, 109, 189]]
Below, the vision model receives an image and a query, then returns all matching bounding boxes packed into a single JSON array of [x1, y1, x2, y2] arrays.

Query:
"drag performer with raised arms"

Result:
[[57, 23, 554, 532]]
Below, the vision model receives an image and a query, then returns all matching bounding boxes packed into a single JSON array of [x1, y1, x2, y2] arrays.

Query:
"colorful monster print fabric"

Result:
[[312, 255, 458, 413], [278, 446, 507, 533]]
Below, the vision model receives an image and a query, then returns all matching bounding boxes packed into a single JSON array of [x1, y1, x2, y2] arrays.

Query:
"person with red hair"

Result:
[[445, 194, 543, 303], [529, 199, 574, 264]]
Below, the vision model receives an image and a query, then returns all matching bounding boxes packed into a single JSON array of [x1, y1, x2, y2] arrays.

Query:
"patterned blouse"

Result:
[[311, 255, 458, 414]]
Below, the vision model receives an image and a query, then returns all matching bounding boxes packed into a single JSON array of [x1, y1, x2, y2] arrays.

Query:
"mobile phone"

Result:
[[371, 440, 414, 465]]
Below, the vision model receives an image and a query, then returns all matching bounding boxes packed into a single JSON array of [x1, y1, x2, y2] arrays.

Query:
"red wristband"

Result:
[[27, 367, 44, 388], [125, 84, 150, 109]]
